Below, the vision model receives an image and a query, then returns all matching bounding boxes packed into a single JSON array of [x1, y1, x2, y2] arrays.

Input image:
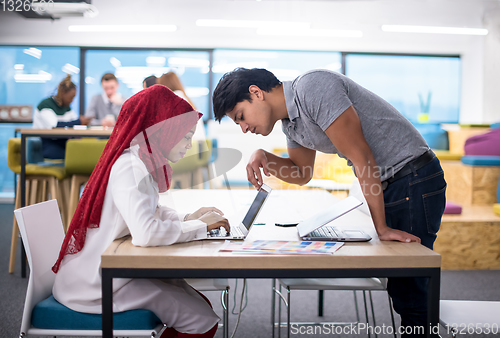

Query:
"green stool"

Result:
[[64, 139, 107, 226], [7, 138, 68, 274]]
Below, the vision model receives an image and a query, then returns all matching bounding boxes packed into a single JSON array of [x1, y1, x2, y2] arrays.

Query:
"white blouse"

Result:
[[52, 146, 207, 313], [33, 107, 79, 129]]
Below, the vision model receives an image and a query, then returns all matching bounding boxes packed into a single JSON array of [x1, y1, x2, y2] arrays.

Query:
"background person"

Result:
[[32, 74, 91, 159], [143, 74, 158, 89], [52, 85, 228, 338], [85, 73, 123, 127]]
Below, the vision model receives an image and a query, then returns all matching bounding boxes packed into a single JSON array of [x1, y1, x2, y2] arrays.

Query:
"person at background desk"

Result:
[[142, 74, 157, 89], [85, 73, 123, 127], [52, 85, 227, 338], [33, 75, 91, 159], [213, 68, 446, 337], [157, 72, 206, 140]]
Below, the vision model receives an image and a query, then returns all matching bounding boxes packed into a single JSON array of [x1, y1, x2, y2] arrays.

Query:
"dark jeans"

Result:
[[383, 156, 446, 337]]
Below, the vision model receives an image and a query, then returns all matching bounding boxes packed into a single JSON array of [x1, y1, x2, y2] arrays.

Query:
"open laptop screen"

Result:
[[241, 185, 271, 229]]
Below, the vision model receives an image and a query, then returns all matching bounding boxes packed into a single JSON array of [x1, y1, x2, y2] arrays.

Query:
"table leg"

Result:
[[20, 135, 26, 278], [427, 268, 441, 338], [102, 269, 113, 338]]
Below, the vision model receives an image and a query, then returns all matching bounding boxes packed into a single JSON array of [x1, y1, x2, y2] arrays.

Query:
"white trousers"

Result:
[[113, 278, 220, 334]]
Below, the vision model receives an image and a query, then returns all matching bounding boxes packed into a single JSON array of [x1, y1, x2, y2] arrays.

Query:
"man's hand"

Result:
[[109, 93, 123, 105], [247, 149, 270, 189], [102, 115, 116, 127], [186, 207, 224, 221], [377, 226, 421, 243]]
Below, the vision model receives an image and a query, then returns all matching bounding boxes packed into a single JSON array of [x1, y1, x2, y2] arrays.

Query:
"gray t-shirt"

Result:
[[282, 69, 429, 181], [85, 94, 122, 126]]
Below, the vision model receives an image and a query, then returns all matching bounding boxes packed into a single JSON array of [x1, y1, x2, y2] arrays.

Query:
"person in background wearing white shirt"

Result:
[[33, 75, 91, 159], [85, 73, 123, 127], [52, 85, 227, 338]]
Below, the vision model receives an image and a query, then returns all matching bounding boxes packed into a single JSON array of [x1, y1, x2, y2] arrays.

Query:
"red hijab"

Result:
[[52, 85, 200, 273]]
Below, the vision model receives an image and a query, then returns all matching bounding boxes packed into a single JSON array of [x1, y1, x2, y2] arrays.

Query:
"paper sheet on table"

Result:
[[218, 240, 344, 255]]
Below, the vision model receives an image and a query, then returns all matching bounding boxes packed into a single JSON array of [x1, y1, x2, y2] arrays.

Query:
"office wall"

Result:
[[0, 0, 498, 124]]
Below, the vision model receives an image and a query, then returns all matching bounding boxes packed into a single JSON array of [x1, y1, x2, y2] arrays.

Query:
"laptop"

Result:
[[202, 184, 272, 240], [297, 196, 372, 242]]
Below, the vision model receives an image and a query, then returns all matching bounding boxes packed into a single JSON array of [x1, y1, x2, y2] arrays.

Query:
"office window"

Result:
[[84, 50, 210, 119], [212, 49, 342, 101], [345, 54, 460, 124], [0, 46, 80, 197]]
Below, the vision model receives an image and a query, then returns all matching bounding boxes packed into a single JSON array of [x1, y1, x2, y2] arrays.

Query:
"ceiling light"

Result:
[[381, 25, 488, 36], [110, 57, 122, 68], [31, 2, 98, 18], [62, 63, 80, 74], [168, 57, 210, 68], [68, 25, 177, 33], [14, 70, 52, 83], [146, 56, 166, 67], [257, 28, 363, 38], [23, 48, 42, 59], [196, 19, 310, 30]]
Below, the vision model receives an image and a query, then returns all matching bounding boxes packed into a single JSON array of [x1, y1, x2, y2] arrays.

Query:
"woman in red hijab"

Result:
[[52, 85, 228, 338]]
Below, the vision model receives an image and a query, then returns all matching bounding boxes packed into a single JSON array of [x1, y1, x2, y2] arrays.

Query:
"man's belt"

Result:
[[382, 150, 435, 190]]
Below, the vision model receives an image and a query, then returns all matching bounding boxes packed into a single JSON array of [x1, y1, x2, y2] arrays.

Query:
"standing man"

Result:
[[213, 68, 446, 337], [85, 73, 123, 127]]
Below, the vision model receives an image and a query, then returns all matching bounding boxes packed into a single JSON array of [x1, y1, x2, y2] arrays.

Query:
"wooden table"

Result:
[[18, 128, 112, 277], [101, 189, 441, 337]]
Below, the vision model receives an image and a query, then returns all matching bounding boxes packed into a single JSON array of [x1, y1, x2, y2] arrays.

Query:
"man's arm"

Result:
[[246, 146, 316, 188], [324, 105, 420, 243]]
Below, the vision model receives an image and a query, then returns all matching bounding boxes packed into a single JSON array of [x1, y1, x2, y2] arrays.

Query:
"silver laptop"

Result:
[[203, 184, 272, 240], [297, 196, 371, 242]]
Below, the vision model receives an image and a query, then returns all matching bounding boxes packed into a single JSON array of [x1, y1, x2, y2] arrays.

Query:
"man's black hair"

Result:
[[213, 68, 281, 122]]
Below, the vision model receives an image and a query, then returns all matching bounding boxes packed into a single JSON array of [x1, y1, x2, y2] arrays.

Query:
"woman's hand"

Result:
[[206, 219, 230, 233], [186, 207, 224, 221], [197, 211, 230, 233]]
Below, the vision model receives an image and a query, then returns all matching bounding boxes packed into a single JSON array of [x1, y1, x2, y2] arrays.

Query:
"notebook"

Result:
[[297, 196, 371, 242], [201, 184, 272, 240]]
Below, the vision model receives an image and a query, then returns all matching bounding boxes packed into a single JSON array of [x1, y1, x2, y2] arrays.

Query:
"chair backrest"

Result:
[[26, 137, 44, 164], [7, 138, 22, 173], [14, 199, 65, 334], [65, 139, 108, 175]]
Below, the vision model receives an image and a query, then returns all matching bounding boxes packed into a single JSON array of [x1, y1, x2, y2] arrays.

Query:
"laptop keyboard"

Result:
[[309, 226, 342, 239], [209, 226, 244, 238]]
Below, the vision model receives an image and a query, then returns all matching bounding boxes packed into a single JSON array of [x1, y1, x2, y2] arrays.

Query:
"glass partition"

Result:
[[212, 49, 342, 105], [0, 46, 80, 197], [345, 54, 460, 124], [84, 49, 210, 119]]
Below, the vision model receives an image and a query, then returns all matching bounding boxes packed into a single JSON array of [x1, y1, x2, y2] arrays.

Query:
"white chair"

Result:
[[272, 278, 396, 338], [440, 300, 500, 338], [15, 199, 164, 337], [186, 278, 230, 338]]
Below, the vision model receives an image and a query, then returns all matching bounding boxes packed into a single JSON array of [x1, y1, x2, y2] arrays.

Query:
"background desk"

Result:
[[18, 128, 112, 277], [101, 189, 441, 337]]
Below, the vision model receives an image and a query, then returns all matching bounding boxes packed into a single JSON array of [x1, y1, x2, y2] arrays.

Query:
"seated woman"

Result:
[[33, 75, 91, 159], [52, 85, 228, 338]]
